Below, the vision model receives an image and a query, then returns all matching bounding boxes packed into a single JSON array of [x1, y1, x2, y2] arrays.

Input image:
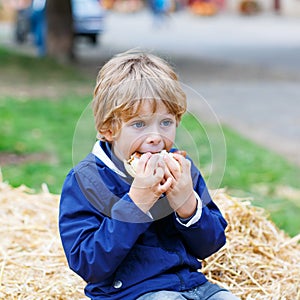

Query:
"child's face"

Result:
[[111, 101, 177, 161]]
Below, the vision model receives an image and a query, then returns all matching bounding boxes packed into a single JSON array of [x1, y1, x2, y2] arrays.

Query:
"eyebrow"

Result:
[[136, 111, 174, 118]]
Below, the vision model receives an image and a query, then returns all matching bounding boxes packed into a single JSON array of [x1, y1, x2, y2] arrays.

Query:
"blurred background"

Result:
[[0, 0, 299, 237]]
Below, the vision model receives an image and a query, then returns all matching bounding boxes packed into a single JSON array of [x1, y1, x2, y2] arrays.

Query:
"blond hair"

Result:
[[92, 50, 187, 141]]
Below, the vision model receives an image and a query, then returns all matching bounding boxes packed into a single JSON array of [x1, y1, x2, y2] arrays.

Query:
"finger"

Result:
[[164, 165, 174, 181], [171, 153, 184, 165], [154, 165, 164, 180], [172, 153, 192, 174], [158, 177, 173, 194], [145, 154, 161, 173], [136, 152, 152, 175], [157, 156, 166, 169], [175, 154, 191, 174], [164, 154, 181, 179]]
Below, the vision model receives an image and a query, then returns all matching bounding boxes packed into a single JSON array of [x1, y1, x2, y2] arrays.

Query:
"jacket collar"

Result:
[[92, 141, 128, 178]]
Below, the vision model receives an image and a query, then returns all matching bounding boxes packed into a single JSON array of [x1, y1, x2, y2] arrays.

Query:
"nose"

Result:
[[145, 132, 162, 145]]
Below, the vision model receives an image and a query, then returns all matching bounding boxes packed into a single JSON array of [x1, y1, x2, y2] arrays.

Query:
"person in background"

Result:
[[31, 0, 46, 56], [148, 0, 171, 28]]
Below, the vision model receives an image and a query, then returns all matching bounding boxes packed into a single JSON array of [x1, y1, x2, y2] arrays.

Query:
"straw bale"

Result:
[[0, 178, 299, 299], [0, 180, 86, 299], [203, 190, 300, 300]]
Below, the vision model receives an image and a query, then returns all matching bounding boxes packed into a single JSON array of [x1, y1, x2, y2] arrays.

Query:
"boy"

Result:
[[59, 51, 239, 299]]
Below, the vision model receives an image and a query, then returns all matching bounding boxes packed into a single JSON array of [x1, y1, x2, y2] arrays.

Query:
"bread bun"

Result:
[[124, 150, 185, 177], [124, 152, 142, 177]]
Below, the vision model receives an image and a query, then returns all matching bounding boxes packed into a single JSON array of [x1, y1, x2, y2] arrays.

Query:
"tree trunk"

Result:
[[274, 0, 280, 12], [46, 0, 74, 61]]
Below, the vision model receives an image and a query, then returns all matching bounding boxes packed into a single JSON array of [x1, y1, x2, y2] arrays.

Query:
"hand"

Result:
[[129, 153, 173, 213], [163, 153, 197, 218]]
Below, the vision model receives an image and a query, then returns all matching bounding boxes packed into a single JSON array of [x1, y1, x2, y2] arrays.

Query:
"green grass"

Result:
[[178, 113, 300, 190], [177, 113, 300, 236], [0, 47, 88, 83], [1, 46, 300, 237], [0, 95, 91, 192]]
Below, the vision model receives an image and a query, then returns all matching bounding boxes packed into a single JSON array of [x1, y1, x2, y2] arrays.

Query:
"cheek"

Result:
[[164, 128, 176, 149], [115, 131, 143, 159], [113, 130, 133, 159], [129, 136, 145, 153]]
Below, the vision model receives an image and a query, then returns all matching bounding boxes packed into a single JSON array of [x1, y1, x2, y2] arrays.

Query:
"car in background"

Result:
[[15, 0, 105, 45], [72, 0, 105, 44]]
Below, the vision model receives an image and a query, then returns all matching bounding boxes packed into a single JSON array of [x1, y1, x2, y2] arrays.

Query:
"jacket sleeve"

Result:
[[174, 160, 227, 260], [59, 170, 152, 283]]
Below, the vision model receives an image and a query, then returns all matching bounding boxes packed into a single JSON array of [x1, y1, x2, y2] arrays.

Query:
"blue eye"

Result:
[[132, 121, 145, 128], [161, 119, 173, 127]]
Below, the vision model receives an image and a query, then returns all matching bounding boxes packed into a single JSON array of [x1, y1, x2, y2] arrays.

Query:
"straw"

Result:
[[203, 190, 300, 300], [0, 179, 299, 299], [0, 179, 86, 299]]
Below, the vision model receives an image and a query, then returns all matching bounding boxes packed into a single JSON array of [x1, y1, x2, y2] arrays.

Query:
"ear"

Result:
[[102, 130, 114, 142]]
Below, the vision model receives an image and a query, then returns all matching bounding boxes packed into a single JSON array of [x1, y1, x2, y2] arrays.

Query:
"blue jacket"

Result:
[[59, 141, 227, 299]]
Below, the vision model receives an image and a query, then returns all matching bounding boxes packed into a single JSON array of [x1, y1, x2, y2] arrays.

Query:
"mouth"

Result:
[[132, 150, 165, 156], [127, 150, 165, 160]]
